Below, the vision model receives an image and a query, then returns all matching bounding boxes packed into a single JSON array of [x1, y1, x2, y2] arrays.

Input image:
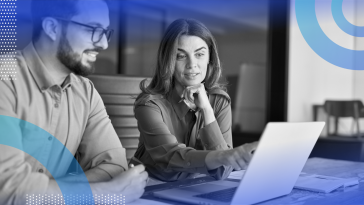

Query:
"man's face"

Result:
[[57, 0, 110, 76]]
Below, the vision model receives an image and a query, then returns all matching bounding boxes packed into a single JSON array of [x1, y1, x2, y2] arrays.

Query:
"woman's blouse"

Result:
[[133, 88, 233, 181]]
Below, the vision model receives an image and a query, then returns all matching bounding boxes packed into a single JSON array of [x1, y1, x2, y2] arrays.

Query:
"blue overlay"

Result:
[[0, 115, 94, 204]]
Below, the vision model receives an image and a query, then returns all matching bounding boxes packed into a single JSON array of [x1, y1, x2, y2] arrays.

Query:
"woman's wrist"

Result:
[[201, 105, 213, 114], [201, 106, 215, 125]]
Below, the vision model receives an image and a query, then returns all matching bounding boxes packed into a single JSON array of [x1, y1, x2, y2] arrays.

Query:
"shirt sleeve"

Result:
[[77, 82, 127, 180], [199, 94, 233, 179], [135, 97, 233, 181], [199, 94, 233, 150], [0, 80, 49, 205]]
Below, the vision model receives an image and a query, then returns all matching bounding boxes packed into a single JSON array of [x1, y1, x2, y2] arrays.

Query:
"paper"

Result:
[[228, 170, 246, 180], [127, 199, 171, 205], [228, 171, 359, 193], [294, 173, 359, 193], [313, 175, 358, 187], [146, 177, 165, 186]]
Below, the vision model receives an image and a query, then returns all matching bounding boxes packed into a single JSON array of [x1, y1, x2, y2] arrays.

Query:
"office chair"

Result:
[[324, 100, 364, 138], [88, 74, 147, 162]]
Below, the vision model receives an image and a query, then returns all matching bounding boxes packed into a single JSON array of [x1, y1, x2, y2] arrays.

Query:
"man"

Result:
[[0, 0, 147, 204]]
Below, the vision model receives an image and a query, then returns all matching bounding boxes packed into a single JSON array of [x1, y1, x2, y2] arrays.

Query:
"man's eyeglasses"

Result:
[[54, 17, 114, 43]]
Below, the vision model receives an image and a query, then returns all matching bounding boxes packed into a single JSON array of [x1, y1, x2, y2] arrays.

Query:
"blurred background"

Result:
[[16, 0, 273, 135], [14, 0, 364, 162]]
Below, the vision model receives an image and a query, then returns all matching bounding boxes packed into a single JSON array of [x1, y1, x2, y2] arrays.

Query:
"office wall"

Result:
[[233, 63, 266, 132], [353, 1, 364, 101], [120, 2, 268, 78], [217, 31, 267, 77], [287, 0, 358, 135]]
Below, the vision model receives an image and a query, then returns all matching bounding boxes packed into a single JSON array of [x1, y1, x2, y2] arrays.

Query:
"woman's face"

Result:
[[173, 35, 209, 90]]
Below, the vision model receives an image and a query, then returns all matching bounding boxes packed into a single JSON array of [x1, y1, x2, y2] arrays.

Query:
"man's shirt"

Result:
[[0, 43, 127, 204]]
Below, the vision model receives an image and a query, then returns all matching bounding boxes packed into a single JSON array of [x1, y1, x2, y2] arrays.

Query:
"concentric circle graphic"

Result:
[[296, 0, 364, 70], [332, 0, 364, 37]]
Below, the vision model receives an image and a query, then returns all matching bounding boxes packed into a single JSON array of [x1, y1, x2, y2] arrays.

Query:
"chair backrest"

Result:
[[323, 100, 364, 137], [88, 74, 148, 162], [324, 100, 364, 118]]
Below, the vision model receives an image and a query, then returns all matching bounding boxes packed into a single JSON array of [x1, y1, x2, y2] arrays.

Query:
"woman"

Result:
[[133, 19, 257, 182]]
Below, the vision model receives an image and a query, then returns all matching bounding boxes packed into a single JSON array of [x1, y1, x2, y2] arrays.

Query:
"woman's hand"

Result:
[[182, 84, 216, 125], [205, 141, 259, 171], [182, 83, 211, 111]]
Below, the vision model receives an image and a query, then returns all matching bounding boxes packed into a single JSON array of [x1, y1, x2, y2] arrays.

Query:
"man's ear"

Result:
[[41, 17, 61, 41]]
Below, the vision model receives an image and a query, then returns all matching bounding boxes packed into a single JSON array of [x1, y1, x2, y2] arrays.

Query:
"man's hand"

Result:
[[205, 141, 259, 171], [47, 165, 148, 204], [92, 164, 148, 203]]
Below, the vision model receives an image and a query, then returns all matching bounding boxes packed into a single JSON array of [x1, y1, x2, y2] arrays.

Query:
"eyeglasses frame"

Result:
[[53, 17, 114, 43]]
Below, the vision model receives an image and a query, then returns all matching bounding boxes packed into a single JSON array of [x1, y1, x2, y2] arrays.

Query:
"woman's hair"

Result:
[[137, 18, 226, 100]]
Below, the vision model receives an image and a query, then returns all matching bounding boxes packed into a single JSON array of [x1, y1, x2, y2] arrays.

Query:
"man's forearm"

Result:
[[45, 165, 147, 204], [46, 178, 99, 195], [58, 166, 122, 183]]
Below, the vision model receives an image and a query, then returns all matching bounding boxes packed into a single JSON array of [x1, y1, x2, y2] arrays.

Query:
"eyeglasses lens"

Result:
[[92, 28, 113, 43]]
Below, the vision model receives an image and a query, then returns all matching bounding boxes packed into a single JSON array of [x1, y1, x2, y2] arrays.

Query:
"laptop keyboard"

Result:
[[193, 187, 237, 202]]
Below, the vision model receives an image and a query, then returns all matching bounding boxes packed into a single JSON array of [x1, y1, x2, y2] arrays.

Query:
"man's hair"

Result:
[[31, 0, 79, 42], [137, 18, 226, 100]]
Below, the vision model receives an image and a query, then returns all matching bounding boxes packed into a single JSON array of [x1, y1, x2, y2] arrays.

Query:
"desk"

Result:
[[142, 158, 364, 205], [310, 137, 364, 162]]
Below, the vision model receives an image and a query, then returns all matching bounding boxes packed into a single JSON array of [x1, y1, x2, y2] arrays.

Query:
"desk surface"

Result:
[[143, 157, 364, 205]]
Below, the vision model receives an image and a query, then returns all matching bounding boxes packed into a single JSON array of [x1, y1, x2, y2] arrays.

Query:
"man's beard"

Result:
[[56, 35, 96, 77]]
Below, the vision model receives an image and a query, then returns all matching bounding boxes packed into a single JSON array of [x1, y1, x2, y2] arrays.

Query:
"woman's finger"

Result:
[[183, 84, 209, 109], [187, 88, 195, 102], [230, 159, 241, 171], [183, 87, 195, 102], [236, 157, 247, 170]]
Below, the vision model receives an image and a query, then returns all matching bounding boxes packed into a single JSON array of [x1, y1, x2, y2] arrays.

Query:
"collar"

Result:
[[61, 73, 78, 90], [169, 88, 191, 120], [168, 87, 230, 120], [22, 42, 74, 92]]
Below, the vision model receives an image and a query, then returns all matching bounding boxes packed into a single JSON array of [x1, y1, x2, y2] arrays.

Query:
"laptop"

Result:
[[153, 122, 325, 205]]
